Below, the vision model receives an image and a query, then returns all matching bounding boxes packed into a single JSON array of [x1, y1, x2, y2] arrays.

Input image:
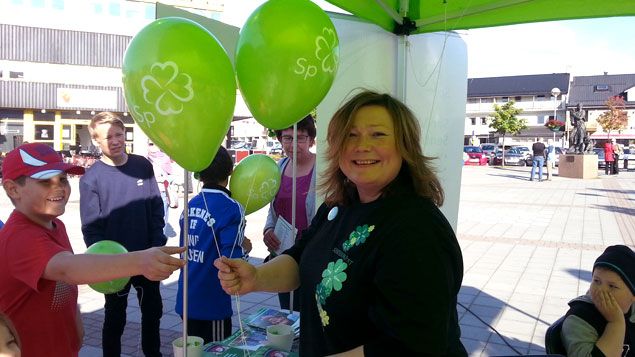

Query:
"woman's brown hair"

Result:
[[319, 90, 444, 206], [0, 312, 21, 349]]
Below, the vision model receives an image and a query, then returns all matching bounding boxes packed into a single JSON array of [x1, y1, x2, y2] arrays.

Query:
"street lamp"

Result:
[[551, 87, 561, 144]]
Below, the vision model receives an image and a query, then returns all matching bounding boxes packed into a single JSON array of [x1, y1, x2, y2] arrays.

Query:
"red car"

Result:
[[463, 146, 488, 166]]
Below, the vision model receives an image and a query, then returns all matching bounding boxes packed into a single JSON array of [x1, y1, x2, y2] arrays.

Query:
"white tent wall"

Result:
[[316, 15, 467, 230]]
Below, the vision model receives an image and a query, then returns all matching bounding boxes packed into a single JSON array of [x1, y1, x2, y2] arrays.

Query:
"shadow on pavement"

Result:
[[458, 286, 546, 355], [565, 268, 592, 284], [591, 204, 635, 216]]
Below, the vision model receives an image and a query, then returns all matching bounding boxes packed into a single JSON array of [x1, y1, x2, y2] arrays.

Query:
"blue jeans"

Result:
[[531, 156, 544, 180]]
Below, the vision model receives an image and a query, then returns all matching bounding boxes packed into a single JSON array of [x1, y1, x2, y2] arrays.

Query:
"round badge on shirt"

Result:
[[327, 206, 338, 221]]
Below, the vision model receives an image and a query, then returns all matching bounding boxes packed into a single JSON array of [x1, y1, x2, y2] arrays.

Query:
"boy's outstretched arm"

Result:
[[43, 246, 186, 284]]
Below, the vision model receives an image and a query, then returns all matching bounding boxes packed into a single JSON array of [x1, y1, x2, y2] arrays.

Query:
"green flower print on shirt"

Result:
[[320, 259, 348, 295], [316, 295, 330, 326], [342, 224, 375, 252]]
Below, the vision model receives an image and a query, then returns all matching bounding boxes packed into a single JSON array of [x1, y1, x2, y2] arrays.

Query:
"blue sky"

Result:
[[464, 17, 635, 78]]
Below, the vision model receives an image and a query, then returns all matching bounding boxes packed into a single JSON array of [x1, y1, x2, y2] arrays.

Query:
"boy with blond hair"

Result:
[[80, 111, 169, 356], [0, 143, 184, 357]]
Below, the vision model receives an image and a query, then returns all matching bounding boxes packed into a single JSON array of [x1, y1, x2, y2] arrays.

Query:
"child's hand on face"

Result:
[[591, 288, 624, 323]]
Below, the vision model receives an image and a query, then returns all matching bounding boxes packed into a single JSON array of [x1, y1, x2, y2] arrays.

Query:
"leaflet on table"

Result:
[[203, 342, 247, 356], [243, 307, 300, 335], [204, 342, 299, 356], [273, 216, 298, 255], [222, 326, 268, 351]]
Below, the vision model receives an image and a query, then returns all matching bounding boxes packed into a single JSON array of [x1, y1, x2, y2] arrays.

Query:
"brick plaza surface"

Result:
[[1, 165, 633, 356]]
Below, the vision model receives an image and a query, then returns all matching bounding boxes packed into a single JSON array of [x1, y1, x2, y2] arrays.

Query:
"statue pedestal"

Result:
[[558, 154, 598, 179]]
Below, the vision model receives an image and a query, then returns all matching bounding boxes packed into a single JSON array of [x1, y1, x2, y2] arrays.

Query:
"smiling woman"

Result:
[[214, 90, 467, 357]]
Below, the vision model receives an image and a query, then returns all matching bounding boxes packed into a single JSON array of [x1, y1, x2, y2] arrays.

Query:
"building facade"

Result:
[[465, 72, 635, 150], [0, 0, 232, 156], [567, 73, 635, 147], [465, 73, 570, 147]]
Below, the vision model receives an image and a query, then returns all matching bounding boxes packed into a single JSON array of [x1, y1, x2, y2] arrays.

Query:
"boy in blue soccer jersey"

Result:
[[175, 146, 252, 343]]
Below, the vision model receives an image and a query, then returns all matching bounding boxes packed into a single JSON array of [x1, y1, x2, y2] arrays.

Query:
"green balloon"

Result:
[[229, 154, 281, 215], [236, 0, 339, 130], [85, 240, 130, 294], [123, 17, 236, 172]]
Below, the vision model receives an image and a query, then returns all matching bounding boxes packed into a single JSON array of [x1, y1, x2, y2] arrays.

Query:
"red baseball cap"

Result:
[[2, 143, 85, 180]]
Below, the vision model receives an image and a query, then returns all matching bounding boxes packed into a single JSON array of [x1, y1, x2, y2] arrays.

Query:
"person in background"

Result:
[[561, 245, 634, 357], [215, 90, 467, 356], [80, 112, 168, 357], [0, 312, 20, 357], [530, 138, 546, 182], [612, 139, 623, 175], [604, 140, 615, 176], [262, 115, 317, 312], [175, 146, 251, 343], [0, 143, 184, 357], [147, 141, 174, 226], [546, 139, 556, 181]]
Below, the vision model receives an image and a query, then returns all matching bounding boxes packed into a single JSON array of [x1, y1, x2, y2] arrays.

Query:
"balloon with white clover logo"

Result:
[[236, 0, 339, 130], [122, 17, 236, 172], [229, 154, 281, 215]]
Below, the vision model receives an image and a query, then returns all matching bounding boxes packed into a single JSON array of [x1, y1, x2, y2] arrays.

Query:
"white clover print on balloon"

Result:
[[315, 27, 338, 73], [140, 61, 194, 118], [251, 178, 279, 202], [294, 27, 338, 81]]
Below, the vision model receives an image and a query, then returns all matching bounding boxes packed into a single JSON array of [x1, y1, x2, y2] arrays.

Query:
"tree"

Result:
[[596, 96, 628, 138], [488, 101, 526, 166]]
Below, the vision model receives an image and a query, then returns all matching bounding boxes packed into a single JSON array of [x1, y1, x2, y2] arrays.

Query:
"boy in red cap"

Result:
[[0, 143, 185, 357], [562, 245, 635, 357]]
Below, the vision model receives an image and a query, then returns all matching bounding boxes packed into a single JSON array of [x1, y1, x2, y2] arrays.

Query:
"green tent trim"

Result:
[[326, 0, 635, 35]]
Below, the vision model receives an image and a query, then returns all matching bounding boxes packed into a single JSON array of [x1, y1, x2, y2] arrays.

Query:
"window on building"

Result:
[[52, 0, 64, 10], [470, 118, 476, 125], [594, 84, 610, 92], [109, 1, 121, 16], [481, 98, 493, 103], [537, 115, 546, 124], [501, 97, 509, 103], [467, 98, 479, 104], [481, 118, 487, 125], [93, 2, 103, 14], [34, 111, 55, 121], [11, 0, 24, 5], [144, 3, 155, 19], [34, 125, 54, 140], [9, 71, 23, 79], [536, 95, 546, 101], [515, 96, 522, 102], [31, 0, 44, 7]]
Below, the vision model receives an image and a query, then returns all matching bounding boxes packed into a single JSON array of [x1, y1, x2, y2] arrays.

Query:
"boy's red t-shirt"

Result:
[[0, 210, 80, 357]]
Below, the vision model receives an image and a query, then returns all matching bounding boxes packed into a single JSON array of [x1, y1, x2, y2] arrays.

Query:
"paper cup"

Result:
[[266, 324, 294, 351], [172, 336, 204, 357]]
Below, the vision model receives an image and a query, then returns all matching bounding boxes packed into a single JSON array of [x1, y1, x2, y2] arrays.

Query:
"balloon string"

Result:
[[200, 183, 249, 353]]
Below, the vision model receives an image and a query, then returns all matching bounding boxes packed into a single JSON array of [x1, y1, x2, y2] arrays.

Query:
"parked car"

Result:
[[480, 144, 497, 163], [553, 147, 564, 167], [512, 146, 532, 161], [463, 146, 488, 166], [592, 148, 606, 168], [492, 148, 527, 166], [269, 142, 283, 155], [623, 148, 633, 170]]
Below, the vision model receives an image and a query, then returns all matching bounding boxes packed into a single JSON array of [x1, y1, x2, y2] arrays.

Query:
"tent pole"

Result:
[[397, 34, 408, 101], [373, 0, 403, 24], [182, 168, 189, 356]]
